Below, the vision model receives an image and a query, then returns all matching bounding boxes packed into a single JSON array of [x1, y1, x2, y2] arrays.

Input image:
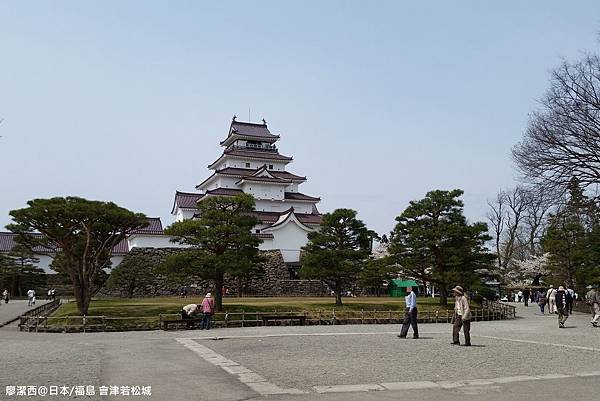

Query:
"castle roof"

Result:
[[196, 167, 306, 189], [220, 120, 280, 146], [0, 218, 165, 256]]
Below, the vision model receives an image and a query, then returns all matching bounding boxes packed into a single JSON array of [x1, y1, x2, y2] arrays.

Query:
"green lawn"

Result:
[[52, 296, 455, 318]]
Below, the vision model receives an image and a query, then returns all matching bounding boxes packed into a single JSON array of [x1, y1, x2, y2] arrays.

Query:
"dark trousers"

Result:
[[400, 307, 418, 338], [201, 313, 212, 330], [452, 316, 471, 345], [181, 310, 195, 328]]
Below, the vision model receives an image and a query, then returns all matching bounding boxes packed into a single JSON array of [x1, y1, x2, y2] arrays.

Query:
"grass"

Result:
[[51, 296, 456, 318]]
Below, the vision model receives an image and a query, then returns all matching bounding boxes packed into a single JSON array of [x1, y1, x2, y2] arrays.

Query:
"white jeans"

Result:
[[592, 303, 600, 324], [548, 297, 556, 313]]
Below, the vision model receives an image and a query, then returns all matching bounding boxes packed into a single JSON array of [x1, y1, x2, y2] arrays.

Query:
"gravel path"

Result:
[[0, 299, 51, 327], [1, 302, 598, 401]]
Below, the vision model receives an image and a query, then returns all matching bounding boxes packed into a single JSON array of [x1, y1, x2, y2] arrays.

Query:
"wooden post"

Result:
[[361, 309, 364, 324], [242, 310, 245, 328]]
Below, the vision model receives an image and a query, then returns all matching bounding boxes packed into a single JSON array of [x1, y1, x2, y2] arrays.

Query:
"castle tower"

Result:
[[171, 117, 322, 262]]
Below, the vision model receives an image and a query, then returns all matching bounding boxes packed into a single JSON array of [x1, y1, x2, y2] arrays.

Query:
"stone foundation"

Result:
[[101, 248, 329, 297]]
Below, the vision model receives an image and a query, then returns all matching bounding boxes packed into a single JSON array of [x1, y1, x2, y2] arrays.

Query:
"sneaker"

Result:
[[451, 341, 460, 345], [413, 336, 419, 339], [462, 343, 472, 347], [592, 322, 598, 327], [397, 335, 406, 339], [559, 323, 565, 328]]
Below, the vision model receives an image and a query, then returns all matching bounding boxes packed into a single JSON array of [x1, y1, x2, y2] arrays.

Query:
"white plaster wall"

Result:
[[127, 235, 188, 249], [223, 157, 286, 171], [176, 208, 196, 222], [109, 255, 125, 271], [254, 199, 313, 214], [264, 222, 312, 263], [286, 183, 299, 192], [241, 183, 285, 200], [36, 255, 54, 274], [213, 176, 239, 189]]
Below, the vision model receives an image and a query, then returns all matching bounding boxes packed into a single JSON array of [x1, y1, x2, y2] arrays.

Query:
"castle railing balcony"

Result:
[[229, 144, 278, 153]]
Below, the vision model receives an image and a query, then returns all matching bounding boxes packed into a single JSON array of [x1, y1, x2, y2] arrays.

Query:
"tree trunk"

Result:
[[73, 279, 92, 316], [237, 277, 243, 298], [215, 273, 224, 312], [439, 287, 448, 306], [335, 291, 343, 306]]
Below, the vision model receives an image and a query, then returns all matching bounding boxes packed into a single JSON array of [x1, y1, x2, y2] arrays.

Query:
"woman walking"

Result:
[[537, 290, 547, 314]]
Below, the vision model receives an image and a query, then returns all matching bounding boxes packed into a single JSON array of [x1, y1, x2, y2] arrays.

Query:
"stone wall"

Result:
[[101, 248, 329, 297]]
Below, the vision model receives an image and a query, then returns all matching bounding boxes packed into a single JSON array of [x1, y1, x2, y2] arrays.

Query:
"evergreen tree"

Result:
[[357, 256, 397, 296], [106, 253, 156, 298], [542, 178, 599, 291], [163, 194, 262, 311], [8, 197, 148, 315], [389, 189, 494, 305], [300, 208, 375, 306], [0, 245, 46, 296]]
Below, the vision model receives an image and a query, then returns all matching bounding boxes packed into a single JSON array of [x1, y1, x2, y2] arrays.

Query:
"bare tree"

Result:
[[513, 54, 600, 194], [487, 191, 506, 270]]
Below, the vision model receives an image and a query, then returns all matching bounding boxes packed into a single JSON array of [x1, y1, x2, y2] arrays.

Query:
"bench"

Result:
[[161, 318, 202, 330], [261, 315, 306, 326]]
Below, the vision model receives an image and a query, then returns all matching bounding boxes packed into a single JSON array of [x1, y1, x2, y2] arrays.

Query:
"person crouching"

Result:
[[181, 303, 199, 329]]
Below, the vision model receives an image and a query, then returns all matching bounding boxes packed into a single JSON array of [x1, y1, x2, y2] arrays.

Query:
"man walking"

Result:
[[200, 292, 215, 330], [522, 288, 530, 306], [555, 286, 572, 328], [451, 286, 471, 346], [586, 285, 600, 327], [547, 286, 557, 314], [26, 289, 35, 307], [398, 286, 418, 339]]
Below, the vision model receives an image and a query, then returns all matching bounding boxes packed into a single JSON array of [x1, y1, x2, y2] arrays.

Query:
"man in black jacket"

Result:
[[555, 286, 572, 328]]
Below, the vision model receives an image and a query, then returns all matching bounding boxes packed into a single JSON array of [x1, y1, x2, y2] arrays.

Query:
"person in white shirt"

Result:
[[398, 286, 418, 339], [181, 303, 199, 329], [27, 289, 35, 306], [547, 286, 557, 314]]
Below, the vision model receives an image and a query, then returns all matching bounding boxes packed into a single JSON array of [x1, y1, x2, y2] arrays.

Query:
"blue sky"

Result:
[[0, 1, 598, 235]]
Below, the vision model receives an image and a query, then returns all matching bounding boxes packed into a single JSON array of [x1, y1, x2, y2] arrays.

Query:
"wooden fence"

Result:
[[19, 300, 516, 332]]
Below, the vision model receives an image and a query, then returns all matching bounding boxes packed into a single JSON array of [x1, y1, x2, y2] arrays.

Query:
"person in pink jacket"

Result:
[[200, 293, 215, 330]]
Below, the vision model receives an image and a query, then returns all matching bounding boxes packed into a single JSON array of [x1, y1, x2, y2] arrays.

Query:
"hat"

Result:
[[452, 286, 464, 295], [586, 285, 593, 289], [205, 293, 212, 298], [558, 286, 564, 291]]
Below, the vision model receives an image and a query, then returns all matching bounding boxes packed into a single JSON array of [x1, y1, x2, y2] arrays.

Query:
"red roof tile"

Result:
[[206, 188, 244, 196], [197, 167, 306, 189], [172, 191, 203, 213], [0, 218, 164, 255], [284, 192, 321, 202], [251, 210, 322, 226], [224, 148, 292, 161]]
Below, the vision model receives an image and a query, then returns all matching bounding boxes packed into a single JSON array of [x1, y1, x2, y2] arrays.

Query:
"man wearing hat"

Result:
[[200, 292, 215, 330], [451, 286, 471, 346], [555, 286, 572, 328], [585, 284, 600, 327]]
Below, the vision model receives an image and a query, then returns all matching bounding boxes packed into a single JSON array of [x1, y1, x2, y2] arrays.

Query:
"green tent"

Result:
[[389, 279, 419, 297]]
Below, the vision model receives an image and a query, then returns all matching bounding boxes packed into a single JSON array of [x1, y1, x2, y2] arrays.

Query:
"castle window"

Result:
[[245, 162, 251, 168], [269, 164, 273, 169]]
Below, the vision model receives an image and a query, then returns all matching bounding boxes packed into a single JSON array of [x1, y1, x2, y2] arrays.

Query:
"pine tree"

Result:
[[389, 189, 495, 305], [300, 209, 375, 306]]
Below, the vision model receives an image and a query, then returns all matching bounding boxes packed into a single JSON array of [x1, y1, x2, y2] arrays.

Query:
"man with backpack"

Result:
[[555, 286, 572, 328]]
